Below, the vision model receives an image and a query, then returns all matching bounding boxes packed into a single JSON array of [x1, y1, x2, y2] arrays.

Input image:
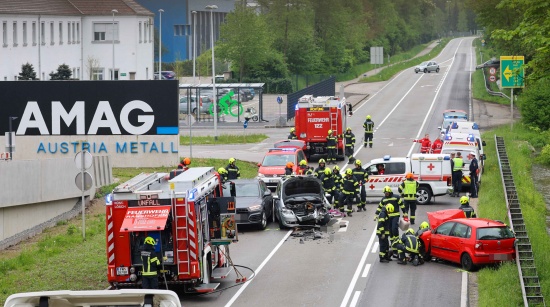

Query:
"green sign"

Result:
[[120, 73, 127, 77], [500, 56, 524, 88]]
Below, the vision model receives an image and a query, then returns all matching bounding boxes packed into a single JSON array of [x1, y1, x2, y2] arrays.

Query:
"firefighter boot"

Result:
[[380, 257, 389, 263], [397, 258, 407, 265]]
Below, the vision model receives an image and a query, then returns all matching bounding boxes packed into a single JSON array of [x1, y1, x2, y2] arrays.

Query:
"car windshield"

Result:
[[420, 62, 428, 66], [234, 182, 260, 197], [477, 226, 515, 240], [262, 154, 295, 166]]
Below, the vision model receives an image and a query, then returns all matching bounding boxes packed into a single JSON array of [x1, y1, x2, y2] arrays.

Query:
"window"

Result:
[[58, 22, 63, 44], [32, 22, 36, 45], [2, 21, 6, 47], [72, 22, 75, 43], [76, 22, 80, 43], [451, 223, 470, 238], [22, 22, 27, 46], [93, 22, 117, 42], [138, 22, 142, 43], [50, 22, 54, 44], [13, 22, 17, 46], [92, 68, 104, 80], [67, 21, 71, 44], [144, 22, 148, 42], [174, 24, 190, 36], [435, 222, 455, 236], [385, 162, 406, 175], [40, 21, 45, 45]]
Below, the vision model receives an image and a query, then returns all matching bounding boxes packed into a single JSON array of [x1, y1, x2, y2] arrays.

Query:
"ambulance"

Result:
[[446, 121, 486, 165], [363, 154, 453, 205], [440, 133, 484, 187]]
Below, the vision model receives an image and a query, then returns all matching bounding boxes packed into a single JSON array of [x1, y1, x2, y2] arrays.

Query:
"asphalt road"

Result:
[[176, 37, 514, 307]]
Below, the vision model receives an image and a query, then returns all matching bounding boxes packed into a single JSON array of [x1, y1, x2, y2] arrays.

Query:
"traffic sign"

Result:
[[243, 120, 248, 129], [489, 67, 496, 75], [500, 56, 524, 88], [489, 75, 496, 82], [277, 96, 283, 104]]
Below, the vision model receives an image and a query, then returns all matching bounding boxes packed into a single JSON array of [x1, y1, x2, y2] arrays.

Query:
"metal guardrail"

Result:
[[495, 135, 546, 306], [482, 67, 510, 99]]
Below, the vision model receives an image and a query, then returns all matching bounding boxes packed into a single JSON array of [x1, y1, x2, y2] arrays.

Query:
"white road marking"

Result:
[[224, 230, 293, 307], [461, 271, 468, 307], [371, 242, 379, 254], [350, 291, 361, 307], [338, 220, 350, 232], [361, 263, 371, 278], [388, 142, 394, 147]]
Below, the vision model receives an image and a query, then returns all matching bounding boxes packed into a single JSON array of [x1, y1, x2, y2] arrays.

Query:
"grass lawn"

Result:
[[180, 134, 268, 145]]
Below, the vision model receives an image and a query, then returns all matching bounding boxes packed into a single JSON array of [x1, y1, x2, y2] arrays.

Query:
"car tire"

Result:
[[257, 210, 268, 230], [415, 70, 419, 74], [436, 67, 440, 73], [416, 186, 432, 205], [319, 213, 331, 226], [461, 253, 476, 271], [278, 212, 287, 229], [423, 68, 428, 73], [192, 108, 197, 114]]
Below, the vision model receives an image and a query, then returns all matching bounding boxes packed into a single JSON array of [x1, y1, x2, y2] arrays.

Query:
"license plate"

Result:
[[490, 253, 511, 261], [116, 267, 129, 275], [269, 179, 280, 183]]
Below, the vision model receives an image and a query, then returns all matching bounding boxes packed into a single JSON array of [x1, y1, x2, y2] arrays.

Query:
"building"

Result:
[[0, 0, 154, 81]]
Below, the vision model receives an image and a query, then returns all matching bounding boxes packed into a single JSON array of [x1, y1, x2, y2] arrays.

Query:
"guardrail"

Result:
[[482, 68, 509, 99], [495, 135, 546, 306]]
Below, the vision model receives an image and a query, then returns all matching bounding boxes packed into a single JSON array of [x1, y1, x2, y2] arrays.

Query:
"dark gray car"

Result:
[[230, 179, 273, 230]]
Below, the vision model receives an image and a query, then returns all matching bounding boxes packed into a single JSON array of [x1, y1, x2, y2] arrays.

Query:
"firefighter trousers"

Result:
[[338, 193, 354, 212], [327, 147, 337, 162], [326, 189, 340, 206], [364, 133, 373, 148], [404, 199, 416, 224], [142, 275, 159, 289], [378, 234, 389, 259], [358, 185, 367, 207], [389, 216, 400, 248], [452, 171, 463, 195], [345, 146, 354, 159]]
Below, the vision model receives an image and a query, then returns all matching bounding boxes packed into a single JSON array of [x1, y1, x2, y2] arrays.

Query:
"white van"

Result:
[[445, 124, 486, 166], [441, 134, 484, 188]]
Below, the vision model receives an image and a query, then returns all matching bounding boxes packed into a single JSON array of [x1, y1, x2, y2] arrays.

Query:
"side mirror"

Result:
[[482, 154, 487, 160], [257, 163, 262, 167], [264, 189, 272, 197], [437, 126, 442, 130], [482, 140, 487, 146]]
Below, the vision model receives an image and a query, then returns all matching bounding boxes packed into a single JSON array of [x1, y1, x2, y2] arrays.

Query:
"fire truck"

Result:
[[106, 167, 238, 293], [294, 95, 348, 159]]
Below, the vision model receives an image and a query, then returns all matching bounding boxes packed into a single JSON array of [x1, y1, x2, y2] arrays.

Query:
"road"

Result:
[[176, 37, 504, 307]]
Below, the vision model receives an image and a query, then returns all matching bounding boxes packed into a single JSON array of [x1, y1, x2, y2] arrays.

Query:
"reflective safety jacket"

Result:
[[344, 131, 355, 147], [452, 158, 464, 171], [326, 134, 337, 149], [398, 179, 419, 201], [321, 172, 336, 191], [363, 120, 375, 133], [352, 166, 368, 184], [377, 209, 390, 235], [140, 245, 161, 276], [332, 171, 343, 189], [314, 166, 326, 178], [459, 204, 477, 218], [225, 163, 241, 179], [342, 175, 359, 195], [400, 233, 420, 253], [297, 165, 308, 175], [375, 193, 406, 218], [288, 133, 297, 140]]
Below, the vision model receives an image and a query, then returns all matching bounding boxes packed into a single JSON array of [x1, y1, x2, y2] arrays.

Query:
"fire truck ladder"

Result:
[[330, 111, 338, 133], [495, 135, 546, 307], [173, 194, 191, 276], [114, 173, 160, 193]]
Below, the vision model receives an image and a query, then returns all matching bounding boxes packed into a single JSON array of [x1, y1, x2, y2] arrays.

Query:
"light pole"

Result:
[[206, 5, 218, 140], [158, 9, 164, 79], [192, 11, 197, 84], [446, 1, 451, 36], [111, 9, 118, 80], [8, 116, 18, 160]]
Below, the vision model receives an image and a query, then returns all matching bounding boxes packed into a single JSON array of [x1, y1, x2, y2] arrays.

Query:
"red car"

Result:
[[419, 209, 516, 271], [257, 140, 308, 191]]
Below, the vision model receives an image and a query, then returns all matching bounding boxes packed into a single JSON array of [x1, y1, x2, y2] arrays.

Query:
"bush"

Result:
[[536, 144, 550, 166], [519, 78, 550, 130]]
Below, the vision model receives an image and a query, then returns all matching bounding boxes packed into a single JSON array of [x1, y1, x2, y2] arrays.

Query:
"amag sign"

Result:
[[0, 81, 179, 167]]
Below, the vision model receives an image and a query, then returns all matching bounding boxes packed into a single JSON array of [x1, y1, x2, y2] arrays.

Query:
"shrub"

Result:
[[519, 78, 550, 131]]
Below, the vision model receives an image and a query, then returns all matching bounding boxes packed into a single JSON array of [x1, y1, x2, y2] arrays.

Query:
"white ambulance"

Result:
[[445, 121, 486, 161], [363, 154, 453, 205], [440, 133, 483, 188]]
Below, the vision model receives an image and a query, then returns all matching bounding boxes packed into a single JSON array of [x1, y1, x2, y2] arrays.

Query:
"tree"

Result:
[[18, 63, 38, 80], [49, 64, 72, 80], [86, 56, 101, 80]]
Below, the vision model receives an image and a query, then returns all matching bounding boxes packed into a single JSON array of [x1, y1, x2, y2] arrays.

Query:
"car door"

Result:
[[430, 221, 456, 260], [446, 222, 471, 264]]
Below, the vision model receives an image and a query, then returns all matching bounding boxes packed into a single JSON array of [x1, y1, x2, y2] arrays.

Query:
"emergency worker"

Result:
[[416, 134, 431, 153], [225, 158, 241, 179], [431, 135, 444, 154], [452, 152, 464, 197], [288, 128, 297, 140], [375, 186, 406, 255], [363, 115, 375, 148], [344, 127, 356, 163], [468, 153, 479, 198], [326, 130, 338, 164], [398, 173, 419, 225], [322, 167, 339, 207], [178, 157, 191, 170], [377, 204, 392, 263], [217, 167, 228, 183], [315, 159, 327, 178], [297, 159, 308, 175], [305, 166, 315, 176], [396, 228, 421, 266], [416, 221, 431, 237], [140, 236, 161, 289], [332, 165, 343, 190], [339, 168, 359, 217], [284, 162, 294, 177], [352, 160, 368, 211], [459, 196, 477, 218]]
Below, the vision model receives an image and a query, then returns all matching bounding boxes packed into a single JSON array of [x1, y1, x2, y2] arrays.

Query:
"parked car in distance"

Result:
[[418, 209, 516, 271], [439, 109, 468, 134], [154, 71, 177, 80], [258, 146, 307, 191], [414, 61, 440, 73], [179, 95, 217, 114], [229, 179, 273, 230], [476, 58, 500, 70]]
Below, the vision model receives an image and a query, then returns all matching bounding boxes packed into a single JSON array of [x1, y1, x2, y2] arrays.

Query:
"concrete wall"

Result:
[[0, 155, 112, 244]]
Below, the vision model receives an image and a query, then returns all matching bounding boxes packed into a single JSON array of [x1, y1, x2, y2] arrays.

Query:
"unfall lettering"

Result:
[[138, 199, 161, 206]]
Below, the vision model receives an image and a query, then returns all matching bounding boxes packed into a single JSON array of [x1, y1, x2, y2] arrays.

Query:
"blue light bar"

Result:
[[444, 134, 452, 140], [451, 122, 458, 129], [383, 155, 391, 161], [295, 104, 299, 110], [472, 123, 479, 130], [443, 156, 451, 160], [467, 134, 475, 142], [268, 148, 297, 152]]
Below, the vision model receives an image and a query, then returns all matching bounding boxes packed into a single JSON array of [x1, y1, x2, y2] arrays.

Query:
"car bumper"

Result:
[[235, 211, 263, 225], [473, 251, 516, 264]]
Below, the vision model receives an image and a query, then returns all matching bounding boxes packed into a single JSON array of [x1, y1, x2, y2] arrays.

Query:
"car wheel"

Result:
[[416, 186, 432, 205], [258, 210, 268, 230], [415, 69, 419, 73], [436, 67, 440, 73], [319, 213, 331, 226], [423, 68, 428, 73], [192, 108, 197, 114], [278, 212, 287, 229], [461, 253, 476, 271]]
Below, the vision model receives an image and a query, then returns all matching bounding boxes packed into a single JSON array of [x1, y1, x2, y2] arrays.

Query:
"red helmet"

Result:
[[183, 157, 191, 165]]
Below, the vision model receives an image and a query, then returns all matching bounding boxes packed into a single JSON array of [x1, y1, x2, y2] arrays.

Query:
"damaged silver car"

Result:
[[273, 176, 331, 228]]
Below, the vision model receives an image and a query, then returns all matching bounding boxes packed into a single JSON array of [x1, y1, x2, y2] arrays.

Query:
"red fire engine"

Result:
[[106, 167, 238, 293], [294, 95, 348, 159]]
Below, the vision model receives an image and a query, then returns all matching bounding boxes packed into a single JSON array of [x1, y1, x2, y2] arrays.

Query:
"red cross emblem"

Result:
[[427, 163, 435, 171], [369, 184, 375, 190]]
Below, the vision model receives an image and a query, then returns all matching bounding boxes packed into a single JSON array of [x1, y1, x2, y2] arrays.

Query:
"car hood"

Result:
[[427, 209, 466, 229], [235, 196, 262, 209], [259, 166, 285, 176], [281, 176, 324, 199]]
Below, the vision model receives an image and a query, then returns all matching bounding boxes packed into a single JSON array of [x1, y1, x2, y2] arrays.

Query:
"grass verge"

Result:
[[471, 39, 511, 105], [180, 133, 268, 145]]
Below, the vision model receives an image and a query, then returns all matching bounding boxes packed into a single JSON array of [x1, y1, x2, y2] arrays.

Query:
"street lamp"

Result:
[[192, 11, 197, 84], [206, 5, 218, 140], [158, 9, 164, 80], [111, 9, 118, 80], [8, 116, 18, 160]]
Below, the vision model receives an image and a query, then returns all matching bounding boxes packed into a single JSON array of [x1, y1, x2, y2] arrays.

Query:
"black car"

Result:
[[230, 179, 273, 230], [154, 71, 176, 80], [476, 59, 500, 70]]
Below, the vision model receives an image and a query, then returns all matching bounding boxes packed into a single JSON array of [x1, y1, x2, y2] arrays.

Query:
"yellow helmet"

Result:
[[324, 168, 332, 175], [217, 167, 227, 174], [420, 221, 430, 230], [407, 228, 416, 235], [333, 165, 340, 171], [346, 127, 352, 131], [383, 186, 392, 194], [290, 127, 295, 133], [144, 236, 156, 245], [229, 157, 236, 164], [460, 196, 469, 205], [355, 159, 362, 166], [319, 159, 326, 164], [299, 159, 308, 166], [328, 129, 333, 135], [366, 115, 371, 120], [345, 168, 353, 175], [385, 203, 394, 213]]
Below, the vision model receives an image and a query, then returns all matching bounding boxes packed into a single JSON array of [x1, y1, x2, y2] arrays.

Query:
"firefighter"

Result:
[[396, 228, 421, 266], [431, 134, 444, 154], [416, 133, 431, 153], [225, 157, 241, 180], [288, 127, 298, 140], [217, 167, 228, 183], [398, 172, 419, 225], [468, 153, 479, 198], [306, 166, 315, 176], [377, 203, 392, 263], [451, 152, 464, 197], [326, 129, 338, 164], [332, 165, 343, 190], [284, 162, 294, 177], [315, 159, 327, 177], [459, 196, 477, 218], [344, 127, 355, 163], [177, 157, 191, 170], [339, 168, 359, 217], [375, 186, 406, 256], [352, 160, 368, 211], [363, 115, 374, 148], [140, 236, 161, 289], [322, 167, 339, 208], [297, 159, 308, 175], [416, 221, 431, 237]]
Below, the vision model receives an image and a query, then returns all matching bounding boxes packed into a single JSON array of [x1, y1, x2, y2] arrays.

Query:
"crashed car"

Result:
[[273, 176, 331, 228]]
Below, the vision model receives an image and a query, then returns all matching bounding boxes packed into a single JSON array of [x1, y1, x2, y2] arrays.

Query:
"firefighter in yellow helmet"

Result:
[[225, 157, 241, 179], [322, 167, 339, 208], [217, 167, 228, 183], [288, 127, 297, 140], [315, 159, 327, 177], [326, 129, 339, 164], [338, 168, 359, 217], [363, 115, 374, 148], [377, 203, 393, 263], [344, 127, 356, 163], [140, 236, 161, 289], [396, 228, 421, 266], [459, 196, 477, 218], [398, 172, 419, 225], [375, 186, 406, 257], [352, 159, 368, 211], [297, 159, 308, 175]]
